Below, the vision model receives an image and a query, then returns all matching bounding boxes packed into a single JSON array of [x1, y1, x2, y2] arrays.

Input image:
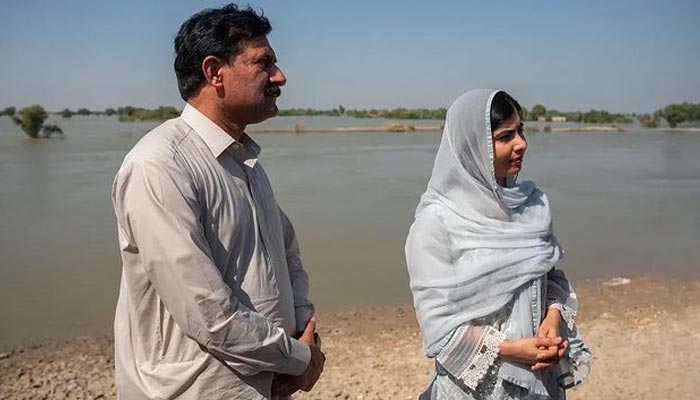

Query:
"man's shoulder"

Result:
[[123, 117, 193, 166]]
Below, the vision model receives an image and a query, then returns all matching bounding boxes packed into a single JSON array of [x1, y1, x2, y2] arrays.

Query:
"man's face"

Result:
[[220, 36, 286, 126]]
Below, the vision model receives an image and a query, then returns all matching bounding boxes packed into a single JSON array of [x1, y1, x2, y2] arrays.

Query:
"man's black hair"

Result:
[[174, 4, 271, 101]]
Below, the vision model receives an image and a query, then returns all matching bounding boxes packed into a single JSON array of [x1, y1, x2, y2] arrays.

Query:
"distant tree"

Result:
[[637, 113, 658, 128], [42, 124, 65, 138], [579, 109, 632, 124], [429, 108, 447, 120], [657, 102, 700, 128], [76, 108, 91, 116], [520, 107, 529, 121], [1, 106, 16, 117], [104, 108, 116, 116], [61, 108, 74, 119], [530, 104, 546, 121], [11, 105, 49, 138], [567, 111, 583, 123], [338, 105, 345, 115]]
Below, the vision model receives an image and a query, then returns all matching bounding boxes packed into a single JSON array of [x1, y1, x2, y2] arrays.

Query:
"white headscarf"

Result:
[[406, 89, 563, 356]]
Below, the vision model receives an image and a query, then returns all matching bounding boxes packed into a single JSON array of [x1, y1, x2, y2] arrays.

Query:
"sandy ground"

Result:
[[1, 277, 698, 399]]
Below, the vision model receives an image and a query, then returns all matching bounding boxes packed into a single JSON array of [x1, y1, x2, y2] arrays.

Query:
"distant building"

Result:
[[551, 116, 567, 123], [537, 116, 547, 122]]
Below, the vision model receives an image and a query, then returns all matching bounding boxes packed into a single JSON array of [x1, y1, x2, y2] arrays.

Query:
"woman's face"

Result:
[[492, 111, 527, 185]]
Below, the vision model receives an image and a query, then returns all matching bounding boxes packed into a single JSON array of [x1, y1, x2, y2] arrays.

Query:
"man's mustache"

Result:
[[265, 85, 282, 97]]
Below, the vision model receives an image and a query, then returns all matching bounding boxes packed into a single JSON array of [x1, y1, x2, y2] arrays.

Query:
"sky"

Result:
[[1, 0, 698, 114]]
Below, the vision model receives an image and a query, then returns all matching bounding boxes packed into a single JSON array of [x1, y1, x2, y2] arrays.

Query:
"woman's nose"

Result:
[[514, 133, 527, 152]]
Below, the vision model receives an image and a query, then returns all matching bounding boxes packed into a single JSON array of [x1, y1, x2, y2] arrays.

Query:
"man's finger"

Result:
[[303, 372, 322, 392], [275, 377, 300, 392], [302, 376, 316, 392], [272, 377, 301, 397], [277, 385, 298, 397], [300, 317, 317, 342]]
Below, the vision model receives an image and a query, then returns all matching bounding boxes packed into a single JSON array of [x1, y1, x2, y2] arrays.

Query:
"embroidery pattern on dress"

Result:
[[457, 327, 506, 390]]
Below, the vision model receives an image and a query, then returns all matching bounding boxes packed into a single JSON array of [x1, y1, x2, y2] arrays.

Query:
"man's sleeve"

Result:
[[279, 207, 315, 334], [112, 158, 310, 376]]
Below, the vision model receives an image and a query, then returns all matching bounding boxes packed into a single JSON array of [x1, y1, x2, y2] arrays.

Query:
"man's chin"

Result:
[[266, 103, 279, 118], [264, 96, 279, 112], [246, 105, 278, 125]]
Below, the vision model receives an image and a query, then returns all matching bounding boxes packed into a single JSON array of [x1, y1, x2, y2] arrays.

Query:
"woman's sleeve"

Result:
[[435, 322, 506, 390], [546, 268, 592, 386], [546, 267, 578, 330]]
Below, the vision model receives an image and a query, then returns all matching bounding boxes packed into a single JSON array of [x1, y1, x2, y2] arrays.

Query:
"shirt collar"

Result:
[[181, 103, 253, 159]]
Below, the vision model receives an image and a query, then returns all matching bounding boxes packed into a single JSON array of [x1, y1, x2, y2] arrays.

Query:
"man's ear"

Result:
[[201, 56, 225, 90]]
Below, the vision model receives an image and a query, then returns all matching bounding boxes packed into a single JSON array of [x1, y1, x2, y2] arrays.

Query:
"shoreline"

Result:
[[247, 124, 630, 134], [1, 276, 698, 399], [665, 127, 700, 133]]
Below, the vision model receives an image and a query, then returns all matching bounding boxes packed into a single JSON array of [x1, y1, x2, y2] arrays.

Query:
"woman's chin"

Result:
[[509, 166, 522, 175]]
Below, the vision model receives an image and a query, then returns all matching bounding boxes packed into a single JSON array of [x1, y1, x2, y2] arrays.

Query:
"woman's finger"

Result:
[[536, 347, 559, 361], [531, 361, 554, 370], [536, 337, 562, 348], [558, 340, 569, 357]]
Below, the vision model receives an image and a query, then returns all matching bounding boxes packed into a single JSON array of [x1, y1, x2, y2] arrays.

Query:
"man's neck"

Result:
[[188, 99, 246, 141]]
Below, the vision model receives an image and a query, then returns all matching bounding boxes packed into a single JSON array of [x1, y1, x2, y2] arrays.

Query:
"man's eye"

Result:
[[258, 58, 274, 68]]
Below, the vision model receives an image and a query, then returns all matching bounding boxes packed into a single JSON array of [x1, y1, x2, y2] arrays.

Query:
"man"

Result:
[[111, 4, 324, 399]]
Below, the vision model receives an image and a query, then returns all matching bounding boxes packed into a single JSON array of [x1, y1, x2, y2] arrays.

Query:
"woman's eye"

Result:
[[498, 132, 514, 142]]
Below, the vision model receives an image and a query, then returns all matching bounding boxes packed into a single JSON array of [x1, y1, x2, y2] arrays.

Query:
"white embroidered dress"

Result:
[[405, 90, 590, 400]]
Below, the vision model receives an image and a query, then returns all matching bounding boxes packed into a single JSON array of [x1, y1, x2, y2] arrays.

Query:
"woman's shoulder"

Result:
[[408, 204, 456, 252], [412, 203, 454, 233]]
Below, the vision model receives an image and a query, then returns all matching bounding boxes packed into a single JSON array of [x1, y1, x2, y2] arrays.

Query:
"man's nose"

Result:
[[270, 65, 287, 87]]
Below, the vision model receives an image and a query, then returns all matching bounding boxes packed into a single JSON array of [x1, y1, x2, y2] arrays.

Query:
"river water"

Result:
[[0, 115, 698, 345]]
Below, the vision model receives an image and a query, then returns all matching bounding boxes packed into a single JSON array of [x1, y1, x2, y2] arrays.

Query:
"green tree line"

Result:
[[347, 107, 448, 120], [115, 106, 180, 122], [278, 106, 346, 117], [278, 105, 630, 123], [3, 102, 700, 127], [279, 106, 447, 120], [523, 104, 633, 124], [49, 106, 176, 121]]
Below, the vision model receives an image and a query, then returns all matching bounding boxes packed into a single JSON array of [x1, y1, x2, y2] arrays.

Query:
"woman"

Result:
[[405, 90, 590, 399]]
